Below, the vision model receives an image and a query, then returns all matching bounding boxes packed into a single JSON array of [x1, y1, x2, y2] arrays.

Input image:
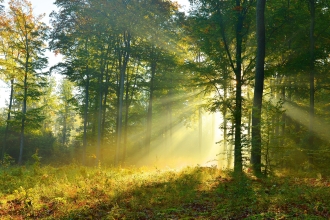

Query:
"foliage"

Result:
[[0, 165, 329, 219], [0, 0, 49, 164]]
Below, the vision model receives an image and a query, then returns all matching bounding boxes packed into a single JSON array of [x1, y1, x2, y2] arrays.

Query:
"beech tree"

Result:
[[251, 0, 266, 177], [0, 0, 48, 164], [188, 0, 255, 173], [0, 15, 18, 162]]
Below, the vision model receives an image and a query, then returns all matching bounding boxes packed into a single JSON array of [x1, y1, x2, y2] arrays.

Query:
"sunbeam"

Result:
[[267, 95, 329, 143], [120, 91, 230, 169]]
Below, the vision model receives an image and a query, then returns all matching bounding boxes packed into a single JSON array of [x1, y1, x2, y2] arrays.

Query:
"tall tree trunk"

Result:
[[251, 0, 266, 177], [18, 38, 29, 165], [146, 59, 156, 155], [102, 63, 110, 146], [198, 107, 203, 156], [18, 70, 28, 165], [216, 0, 251, 173], [228, 119, 234, 169], [82, 38, 90, 165], [123, 67, 130, 162], [116, 31, 130, 165], [309, 0, 315, 148], [168, 98, 173, 149], [123, 61, 139, 162], [102, 60, 116, 148], [2, 79, 14, 163], [280, 84, 286, 148], [221, 84, 228, 169], [167, 78, 173, 153], [247, 91, 251, 141], [96, 45, 110, 163], [212, 113, 215, 147], [96, 73, 103, 163], [82, 71, 89, 165], [62, 105, 68, 146], [233, 0, 244, 174]]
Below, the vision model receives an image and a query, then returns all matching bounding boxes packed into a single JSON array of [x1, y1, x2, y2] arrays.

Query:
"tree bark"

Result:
[[116, 31, 130, 165], [251, 0, 266, 176], [199, 107, 202, 156], [96, 72, 103, 163], [102, 63, 110, 147], [309, 0, 315, 147], [82, 71, 89, 165], [222, 84, 228, 169], [233, 0, 244, 174], [123, 66, 130, 162], [18, 35, 30, 165], [62, 104, 68, 146], [2, 79, 14, 163], [18, 70, 28, 165], [146, 59, 156, 155]]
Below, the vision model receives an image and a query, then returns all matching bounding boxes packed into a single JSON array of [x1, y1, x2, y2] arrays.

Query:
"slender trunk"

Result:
[[123, 61, 139, 161], [62, 105, 67, 146], [228, 119, 234, 169], [212, 113, 215, 146], [82, 71, 89, 165], [247, 92, 251, 141], [123, 67, 130, 162], [169, 93, 173, 150], [19, 73, 28, 165], [115, 61, 120, 161], [97, 45, 110, 163], [234, 75, 242, 173], [234, 0, 244, 173], [309, 0, 315, 146], [168, 78, 173, 152], [222, 84, 228, 169], [199, 107, 202, 156], [116, 31, 130, 165], [102, 64, 110, 145], [2, 79, 14, 163], [116, 63, 124, 164], [251, 0, 266, 176], [223, 113, 228, 167], [96, 73, 103, 163], [146, 59, 156, 155], [280, 85, 286, 147], [18, 37, 29, 165]]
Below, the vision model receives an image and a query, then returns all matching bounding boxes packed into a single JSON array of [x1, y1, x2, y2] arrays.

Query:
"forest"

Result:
[[0, 0, 330, 219]]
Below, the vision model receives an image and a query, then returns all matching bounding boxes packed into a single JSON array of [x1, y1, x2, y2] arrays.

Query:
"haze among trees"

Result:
[[1, 0, 330, 175], [1, 0, 330, 218]]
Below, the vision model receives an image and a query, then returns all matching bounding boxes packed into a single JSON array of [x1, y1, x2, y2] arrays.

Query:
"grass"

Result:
[[0, 163, 329, 219]]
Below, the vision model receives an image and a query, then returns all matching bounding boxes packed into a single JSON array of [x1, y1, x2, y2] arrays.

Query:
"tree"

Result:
[[50, 0, 97, 164], [308, 0, 315, 149], [0, 0, 48, 164], [0, 14, 19, 162], [57, 79, 76, 147], [188, 0, 255, 173], [251, 0, 266, 177]]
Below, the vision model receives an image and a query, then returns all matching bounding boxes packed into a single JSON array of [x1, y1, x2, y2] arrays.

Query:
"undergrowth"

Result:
[[0, 164, 329, 219]]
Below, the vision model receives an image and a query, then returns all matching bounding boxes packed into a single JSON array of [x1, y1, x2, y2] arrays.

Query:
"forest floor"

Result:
[[0, 164, 329, 219]]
